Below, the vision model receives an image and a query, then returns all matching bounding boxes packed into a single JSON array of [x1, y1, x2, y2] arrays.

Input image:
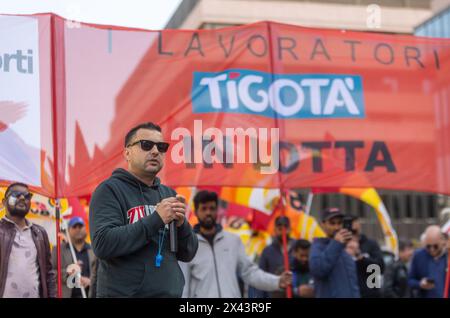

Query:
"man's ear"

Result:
[[124, 148, 130, 162]]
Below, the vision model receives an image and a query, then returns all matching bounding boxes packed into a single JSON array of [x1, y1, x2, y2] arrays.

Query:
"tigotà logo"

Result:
[[192, 69, 365, 119]]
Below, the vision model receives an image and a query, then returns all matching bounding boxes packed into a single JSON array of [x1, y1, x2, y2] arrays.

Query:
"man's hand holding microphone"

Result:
[[155, 194, 187, 253], [155, 194, 187, 227]]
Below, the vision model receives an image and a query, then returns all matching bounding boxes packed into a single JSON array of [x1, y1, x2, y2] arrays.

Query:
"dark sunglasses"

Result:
[[8, 191, 33, 200], [426, 244, 440, 250], [127, 140, 170, 153]]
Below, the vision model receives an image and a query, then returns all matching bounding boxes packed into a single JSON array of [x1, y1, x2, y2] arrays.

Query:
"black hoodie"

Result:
[[89, 168, 198, 297]]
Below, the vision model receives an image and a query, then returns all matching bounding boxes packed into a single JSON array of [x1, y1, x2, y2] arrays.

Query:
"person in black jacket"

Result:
[[383, 239, 414, 298], [349, 216, 385, 298], [89, 122, 198, 297], [259, 217, 294, 275], [255, 216, 294, 298]]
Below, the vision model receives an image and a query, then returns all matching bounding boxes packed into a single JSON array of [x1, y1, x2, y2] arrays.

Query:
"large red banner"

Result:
[[1, 14, 450, 198]]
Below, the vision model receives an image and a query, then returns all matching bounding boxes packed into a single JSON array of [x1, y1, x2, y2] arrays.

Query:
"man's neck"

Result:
[[7, 215, 27, 229], [128, 168, 155, 186], [73, 240, 85, 252]]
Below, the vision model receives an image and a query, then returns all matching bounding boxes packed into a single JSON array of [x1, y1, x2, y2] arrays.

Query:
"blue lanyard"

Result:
[[293, 272, 298, 287], [155, 227, 166, 268]]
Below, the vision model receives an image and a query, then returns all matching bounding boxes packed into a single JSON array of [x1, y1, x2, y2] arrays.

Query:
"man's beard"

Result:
[[199, 217, 215, 230], [292, 259, 309, 273], [275, 235, 287, 243], [330, 229, 340, 238], [73, 234, 87, 243], [144, 159, 163, 174], [8, 205, 29, 218]]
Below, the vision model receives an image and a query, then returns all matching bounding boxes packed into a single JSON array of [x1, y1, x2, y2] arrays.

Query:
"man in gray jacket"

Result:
[[180, 191, 292, 298]]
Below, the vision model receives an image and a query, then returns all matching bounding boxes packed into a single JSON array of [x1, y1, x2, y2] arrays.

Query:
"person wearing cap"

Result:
[[309, 207, 360, 298], [260, 216, 294, 275], [51, 216, 96, 298], [253, 216, 295, 298]]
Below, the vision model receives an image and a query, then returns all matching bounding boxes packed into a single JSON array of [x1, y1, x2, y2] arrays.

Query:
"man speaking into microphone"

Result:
[[89, 122, 198, 297]]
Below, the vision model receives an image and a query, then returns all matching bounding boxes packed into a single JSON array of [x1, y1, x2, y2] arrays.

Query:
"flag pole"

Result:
[[276, 191, 292, 298], [300, 190, 314, 239], [50, 14, 63, 299], [55, 199, 62, 298], [444, 246, 450, 298], [265, 20, 292, 297]]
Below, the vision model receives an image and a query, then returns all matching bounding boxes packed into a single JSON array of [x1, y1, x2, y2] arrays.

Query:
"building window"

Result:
[[391, 195, 401, 220], [427, 195, 437, 218], [405, 194, 413, 218]]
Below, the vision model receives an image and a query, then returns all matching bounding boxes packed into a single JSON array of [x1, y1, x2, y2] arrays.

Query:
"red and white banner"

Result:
[[1, 14, 450, 197], [0, 15, 41, 186]]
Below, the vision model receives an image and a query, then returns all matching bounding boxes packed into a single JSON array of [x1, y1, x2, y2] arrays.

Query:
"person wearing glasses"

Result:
[[408, 225, 449, 298], [0, 183, 56, 298], [89, 122, 198, 298]]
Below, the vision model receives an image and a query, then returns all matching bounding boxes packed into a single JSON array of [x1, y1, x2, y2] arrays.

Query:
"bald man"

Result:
[[408, 226, 449, 298]]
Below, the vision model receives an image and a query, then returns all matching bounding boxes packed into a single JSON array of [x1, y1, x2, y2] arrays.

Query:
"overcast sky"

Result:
[[0, 0, 182, 29]]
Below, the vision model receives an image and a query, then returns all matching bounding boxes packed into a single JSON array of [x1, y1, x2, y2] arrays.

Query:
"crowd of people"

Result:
[[1, 122, 449, 298], [182, 191, 450, 299], [1, 182, 449, 298]]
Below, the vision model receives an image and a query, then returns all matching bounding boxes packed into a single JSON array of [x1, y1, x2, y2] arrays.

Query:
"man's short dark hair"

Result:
[[193, 190, 218, 211], [293, 239, 311, 251], [398, 238, 413, 252], [124, 122, 162, 147], [4, 182, 29, 198]]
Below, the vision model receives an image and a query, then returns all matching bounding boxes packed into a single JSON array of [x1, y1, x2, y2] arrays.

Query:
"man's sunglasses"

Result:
[[127, 140, 170, 153], [8, 191, 33, 200], [426, 244, 440, 251]]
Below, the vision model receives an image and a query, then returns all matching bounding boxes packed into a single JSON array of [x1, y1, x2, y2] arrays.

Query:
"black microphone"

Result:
[[169, 221, 177, 253]]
